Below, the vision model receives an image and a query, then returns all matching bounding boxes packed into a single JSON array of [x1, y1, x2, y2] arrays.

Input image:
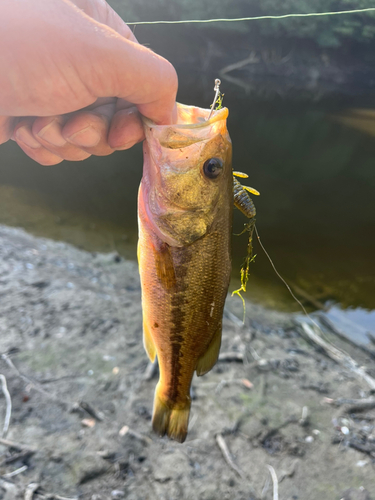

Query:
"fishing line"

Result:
[[126, 7, 375, 25], [254, 224, 325, 332]]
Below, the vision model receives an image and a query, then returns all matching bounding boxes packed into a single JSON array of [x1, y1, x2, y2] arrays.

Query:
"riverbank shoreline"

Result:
[[0, 225, 374, 499]]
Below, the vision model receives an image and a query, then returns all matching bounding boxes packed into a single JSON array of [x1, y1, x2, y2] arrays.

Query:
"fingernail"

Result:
[[15, 127, 42, 149], [67, 126, 101, 147], [37, 120, 66, 147]]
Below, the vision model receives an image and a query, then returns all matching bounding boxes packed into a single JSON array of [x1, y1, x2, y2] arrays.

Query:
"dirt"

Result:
[[0, 224, 374, 500]]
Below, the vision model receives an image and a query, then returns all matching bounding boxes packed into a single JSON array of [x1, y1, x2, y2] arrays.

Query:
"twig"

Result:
[[25, 483, 40, 500], [298, 321, 375, 391], [119, 425, 152, 445], [220, 51, 260, 76], [36, 494, 78, 500], [0, 437, 36, 453], [299, 406, 309, 426], [3, 465, 28, 478], [266, 465, 279, 500], [324, 397, 375, 412], [215, 433, 245, 480], [0, 374, 12, 438], [218, 352, 244, 362], [3, 450, 35, 465]]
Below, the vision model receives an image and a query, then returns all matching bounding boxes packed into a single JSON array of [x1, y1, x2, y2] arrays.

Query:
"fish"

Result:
[[137, 103, 233, 442]]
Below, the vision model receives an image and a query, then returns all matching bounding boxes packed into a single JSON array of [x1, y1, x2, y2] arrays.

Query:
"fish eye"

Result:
[[203, 158, 223, 179]]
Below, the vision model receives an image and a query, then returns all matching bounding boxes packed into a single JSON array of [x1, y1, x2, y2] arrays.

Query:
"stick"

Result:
[[0, 437, 36, 453], [25, 483, 39, 500], [3, 465, 28, 478], [0, 374, 12, 438], [324, 397, 375, 412], [298, 321, 375, 391], [216, 433, 245, 480], [266, 465, 279, 500], [318, 314, 375, 359], [218, 352, 244, 362]]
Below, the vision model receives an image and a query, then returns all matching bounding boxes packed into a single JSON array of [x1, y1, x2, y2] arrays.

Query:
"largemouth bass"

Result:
[[138, 103, 232, 443]]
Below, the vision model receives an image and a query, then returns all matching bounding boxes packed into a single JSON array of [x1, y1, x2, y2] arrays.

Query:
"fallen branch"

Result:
[[25, 483, 39, 500], [266, 465, 279, 500], [3, 465, 28, 478], [216, 433, 245, 480], [0, 437, 36, 453], [218, 352, 244, 362], [119, 425, 152, 445], [324, 397, 375, 412], [318, 314, 375, 359], [0, 374, 12, 438], [297, 321, 375, 391]]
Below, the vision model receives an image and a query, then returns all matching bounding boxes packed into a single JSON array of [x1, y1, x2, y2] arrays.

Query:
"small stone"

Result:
[[119, 425, 129, 437], [81, 418, 96, 428], [356, 460, 368, 467], [111, 491, 125, 498]]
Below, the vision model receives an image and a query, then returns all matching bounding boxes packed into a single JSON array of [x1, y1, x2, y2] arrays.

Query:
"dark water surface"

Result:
[[1, 97, 374, 336]]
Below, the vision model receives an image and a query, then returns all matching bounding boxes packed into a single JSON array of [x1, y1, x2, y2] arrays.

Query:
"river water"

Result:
[[1, 94, 374, 340]]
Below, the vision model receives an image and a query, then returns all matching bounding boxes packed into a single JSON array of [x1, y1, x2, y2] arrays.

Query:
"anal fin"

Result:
[[143, 321, 156, 362], [195, 323, 222, 376]]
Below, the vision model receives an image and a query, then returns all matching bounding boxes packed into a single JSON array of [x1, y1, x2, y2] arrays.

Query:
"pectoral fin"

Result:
[[195, 323, 222, 376], [143, 321, 156, 362]]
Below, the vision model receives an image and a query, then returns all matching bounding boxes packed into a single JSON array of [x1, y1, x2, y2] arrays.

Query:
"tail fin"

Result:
[[152, 386, 191, 443]]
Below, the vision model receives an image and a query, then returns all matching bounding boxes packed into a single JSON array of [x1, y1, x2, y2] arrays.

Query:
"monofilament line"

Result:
[[254, 225, 310, 317], [254, 225, 330, 334], [126, 7, 375, 25]]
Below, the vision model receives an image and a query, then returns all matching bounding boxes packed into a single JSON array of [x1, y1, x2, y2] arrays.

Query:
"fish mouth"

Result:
[[142, 103, 229, 130]]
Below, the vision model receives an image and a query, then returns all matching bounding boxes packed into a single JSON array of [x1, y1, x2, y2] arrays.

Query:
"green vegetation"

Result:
[[109, 0, 375, 47]]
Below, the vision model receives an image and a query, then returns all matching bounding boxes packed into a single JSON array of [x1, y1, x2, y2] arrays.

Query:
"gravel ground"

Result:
[[0, 225, 374, 500]]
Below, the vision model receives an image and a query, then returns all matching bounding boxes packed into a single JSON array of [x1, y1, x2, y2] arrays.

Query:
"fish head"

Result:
[[141, 104, 232, 246]]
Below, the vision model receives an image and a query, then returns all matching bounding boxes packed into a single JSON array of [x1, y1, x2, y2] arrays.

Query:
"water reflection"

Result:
[[0, 99, 374, 337]]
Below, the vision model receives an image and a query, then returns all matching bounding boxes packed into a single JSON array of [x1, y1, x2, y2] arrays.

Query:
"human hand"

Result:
[[0, 0, 177, 165]]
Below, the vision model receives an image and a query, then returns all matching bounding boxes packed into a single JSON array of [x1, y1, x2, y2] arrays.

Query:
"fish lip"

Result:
[[142, 103, 229, 130]]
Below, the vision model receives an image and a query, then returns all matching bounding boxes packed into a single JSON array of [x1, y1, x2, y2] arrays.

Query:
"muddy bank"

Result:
[[0, 225, 374, 500]]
